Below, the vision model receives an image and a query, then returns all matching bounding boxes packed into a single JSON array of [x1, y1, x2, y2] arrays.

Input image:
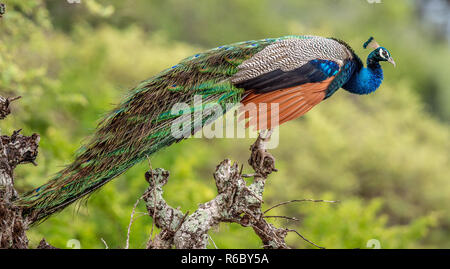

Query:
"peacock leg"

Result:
[[248, 130, 276, 177]]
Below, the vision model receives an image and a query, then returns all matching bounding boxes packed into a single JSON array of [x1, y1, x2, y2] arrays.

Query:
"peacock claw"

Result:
[[248, 130, 276, 177], [258, 148, 275, 168]]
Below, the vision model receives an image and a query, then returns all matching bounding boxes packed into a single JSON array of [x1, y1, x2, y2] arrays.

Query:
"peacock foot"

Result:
[[248, 129, 277, 177]]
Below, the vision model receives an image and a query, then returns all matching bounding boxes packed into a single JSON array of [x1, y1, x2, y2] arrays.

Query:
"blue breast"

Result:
[[342, 62, 384, 95]]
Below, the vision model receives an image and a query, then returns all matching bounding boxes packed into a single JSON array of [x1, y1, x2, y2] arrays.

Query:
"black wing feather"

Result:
[[236, 60, 339, 93], [235, 60, 339, 93]]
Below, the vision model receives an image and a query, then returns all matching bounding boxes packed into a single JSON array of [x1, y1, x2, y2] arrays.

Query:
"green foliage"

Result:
[[0, 0, 448, 248], [286, 197, 437, 249]]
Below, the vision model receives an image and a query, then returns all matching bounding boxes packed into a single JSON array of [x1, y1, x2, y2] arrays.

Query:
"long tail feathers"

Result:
[[14, 38, 273, 224], [15, 75, 242, 224]]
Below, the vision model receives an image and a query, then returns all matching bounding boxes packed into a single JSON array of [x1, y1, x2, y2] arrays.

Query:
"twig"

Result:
[[8, 96, 21, 102], [264, 199, 339, 214], [0, 96, 21, 120], [125, 195, 143, 249], [263, 215, 300, 222], [101, 238, 109, 249], [287, 229, 324, 249], [175, 211, 189, 233], [209, 235, 218, 249], [251, 221, 286, 248], [146, 155, 152, 170], [243, 185, 264, 203]]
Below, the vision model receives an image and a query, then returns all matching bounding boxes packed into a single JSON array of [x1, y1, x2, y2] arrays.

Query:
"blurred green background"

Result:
[[0, 0, 449, 249]]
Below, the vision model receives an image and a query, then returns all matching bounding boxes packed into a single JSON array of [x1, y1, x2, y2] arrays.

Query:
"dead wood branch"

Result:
[[0, 95, 39, 249], [0, 96, 21, 120], [36, 238, 57, 249], [140, 134, 315, 249]]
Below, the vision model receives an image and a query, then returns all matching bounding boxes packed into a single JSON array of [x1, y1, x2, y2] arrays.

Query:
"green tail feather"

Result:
[[14, 37, 284, 224]]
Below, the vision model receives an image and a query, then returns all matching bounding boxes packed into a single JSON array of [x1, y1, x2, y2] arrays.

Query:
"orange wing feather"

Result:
[[240, 76, 334, 130]]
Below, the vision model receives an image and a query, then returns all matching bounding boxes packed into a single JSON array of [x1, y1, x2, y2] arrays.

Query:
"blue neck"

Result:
[[342, 59, 384, 95]]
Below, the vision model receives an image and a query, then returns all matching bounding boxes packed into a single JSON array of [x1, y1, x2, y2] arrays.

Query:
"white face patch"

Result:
[[379, 49, 389, 59]]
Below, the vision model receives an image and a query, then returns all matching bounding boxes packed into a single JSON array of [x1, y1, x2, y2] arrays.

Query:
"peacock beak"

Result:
[[388, 57, 396, 68]]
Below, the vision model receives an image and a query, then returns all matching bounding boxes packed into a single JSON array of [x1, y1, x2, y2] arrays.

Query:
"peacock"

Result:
[[15, 35, 395, 224]]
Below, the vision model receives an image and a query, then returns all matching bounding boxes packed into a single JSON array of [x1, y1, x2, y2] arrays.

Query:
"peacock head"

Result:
[[363, 37, 396, 67]]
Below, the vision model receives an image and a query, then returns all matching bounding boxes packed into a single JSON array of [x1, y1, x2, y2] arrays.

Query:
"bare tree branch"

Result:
[[139, 133, 322, 249], [0, 96, 21, 120], [0, 95, 39, 249], [36, 238, 57, 249]]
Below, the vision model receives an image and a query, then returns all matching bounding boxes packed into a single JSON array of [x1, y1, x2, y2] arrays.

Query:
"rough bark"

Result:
[[36, 238, 58, 249], [0, 95, 40, 249], [143, 133, 294, 249], [0, 96, 20, 120]]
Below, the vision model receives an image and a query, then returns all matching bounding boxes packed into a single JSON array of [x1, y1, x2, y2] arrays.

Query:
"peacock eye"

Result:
[[379, 49, 388, 59]]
